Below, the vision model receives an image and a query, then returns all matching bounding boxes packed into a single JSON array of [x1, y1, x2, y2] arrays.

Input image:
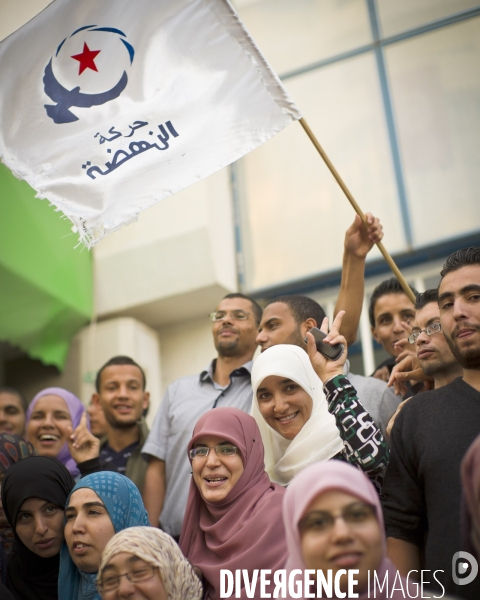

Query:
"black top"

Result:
[[100, 440, 139, 474], [382, 377, 480, 599], [77, 455, 119, 477]]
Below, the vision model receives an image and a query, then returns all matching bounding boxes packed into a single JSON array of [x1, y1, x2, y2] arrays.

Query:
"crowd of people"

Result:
[[0, 214, 479, 600]]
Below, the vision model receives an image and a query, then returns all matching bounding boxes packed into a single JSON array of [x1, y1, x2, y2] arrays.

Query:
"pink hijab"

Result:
[[461, 433, 480, 558], [284, 461, 409, 600], [179, 407, 287, 600]]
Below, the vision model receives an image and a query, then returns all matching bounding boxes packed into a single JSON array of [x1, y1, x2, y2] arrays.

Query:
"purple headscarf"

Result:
[[26, 387, 87, 477]]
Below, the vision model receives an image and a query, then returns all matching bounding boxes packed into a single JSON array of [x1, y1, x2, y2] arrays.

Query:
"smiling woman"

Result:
[[283, 461, 410, 600], [250, 340, 389, 492], [26, 387, 87, 477], [251, 344, 344, 486], [180, 407, 287, 600], [190, 436, 244, 504]]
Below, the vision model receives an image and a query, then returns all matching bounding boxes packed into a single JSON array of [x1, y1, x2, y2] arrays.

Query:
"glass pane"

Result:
[[385, 17, 480, 249], [377, 0, 480, 38], [238, 52, 406, 291], [232, 0, 372, 75]]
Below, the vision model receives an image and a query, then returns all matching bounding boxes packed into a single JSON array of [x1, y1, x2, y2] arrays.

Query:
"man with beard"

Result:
[[385, 289, 463, 437], [383, 248, 480, 600], [142, 293, 261, 539], [90, 355, 150, 493]]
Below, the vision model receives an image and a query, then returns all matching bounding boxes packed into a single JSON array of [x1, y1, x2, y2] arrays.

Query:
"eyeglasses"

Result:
[[209, 310, 251, 322], [189, 444, 238, 460], [298, 503, 376, 534], [408, 321, 442, 344], [96, 566, 158, 593]]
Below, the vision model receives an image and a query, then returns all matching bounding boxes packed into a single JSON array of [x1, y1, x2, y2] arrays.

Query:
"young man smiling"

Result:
[[383, 248, 480, 600], [91, 356, 150, 494]]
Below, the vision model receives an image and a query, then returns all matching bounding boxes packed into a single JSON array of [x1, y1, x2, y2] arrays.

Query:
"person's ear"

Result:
[[142, 391, 150, 411], [301, 318, 318, 337], [91, 393, 101, 407], [371, 326, 381, 344]]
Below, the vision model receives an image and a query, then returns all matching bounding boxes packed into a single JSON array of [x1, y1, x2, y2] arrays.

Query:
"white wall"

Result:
[[158, 317, 215, 397], [93, 167, 238, 328]]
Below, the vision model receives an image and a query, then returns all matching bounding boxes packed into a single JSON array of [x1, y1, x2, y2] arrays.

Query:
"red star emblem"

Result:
[[71, 42, 101, 75]]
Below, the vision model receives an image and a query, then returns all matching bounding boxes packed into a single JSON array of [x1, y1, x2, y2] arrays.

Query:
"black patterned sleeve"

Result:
[[323, 374, 390, 495]]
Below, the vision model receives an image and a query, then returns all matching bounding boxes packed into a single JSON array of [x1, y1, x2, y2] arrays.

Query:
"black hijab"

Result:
[[1, 456, 75, 600]]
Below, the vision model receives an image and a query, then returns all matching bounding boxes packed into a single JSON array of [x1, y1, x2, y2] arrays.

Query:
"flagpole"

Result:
[[299, 117, 416, 304]]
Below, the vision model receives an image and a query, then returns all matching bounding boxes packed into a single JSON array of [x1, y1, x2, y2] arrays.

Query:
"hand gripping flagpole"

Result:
[[299, 118, 416, 303]]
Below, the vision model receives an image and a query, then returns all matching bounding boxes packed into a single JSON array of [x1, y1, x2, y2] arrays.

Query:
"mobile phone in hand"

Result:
[[304, 327, 344, 361]]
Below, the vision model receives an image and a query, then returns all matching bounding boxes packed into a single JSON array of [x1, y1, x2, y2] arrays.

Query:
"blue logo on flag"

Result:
[[43, 25, 135, 124]]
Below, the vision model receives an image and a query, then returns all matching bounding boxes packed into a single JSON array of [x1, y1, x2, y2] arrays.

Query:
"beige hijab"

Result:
[[98, 527, 202, 600], [251, 344, 343, 486]]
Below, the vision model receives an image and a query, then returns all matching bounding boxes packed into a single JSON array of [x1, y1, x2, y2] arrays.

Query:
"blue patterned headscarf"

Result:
[[58, 472, 149, 600]]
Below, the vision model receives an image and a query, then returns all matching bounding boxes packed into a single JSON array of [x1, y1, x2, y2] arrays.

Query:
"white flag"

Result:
[[0, 0, 301, 247]]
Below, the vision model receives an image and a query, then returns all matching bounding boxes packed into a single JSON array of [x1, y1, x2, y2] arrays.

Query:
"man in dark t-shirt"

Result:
[[383, 248, 480, 600]]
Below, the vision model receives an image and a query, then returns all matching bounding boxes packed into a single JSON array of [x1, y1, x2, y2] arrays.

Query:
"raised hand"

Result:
[[344, 212, 383, 259], [306, 311, 348, 382], [387, 354, 433, 396], [393, 336, 416, 363], [67, 410, 100, 465]]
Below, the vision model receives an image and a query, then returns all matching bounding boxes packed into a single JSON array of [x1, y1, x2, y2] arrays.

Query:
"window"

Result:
[[233, 0, 480, 292]]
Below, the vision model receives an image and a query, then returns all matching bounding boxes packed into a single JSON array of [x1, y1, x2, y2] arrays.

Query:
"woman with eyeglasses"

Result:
[[284, 461, 417, 600], [250, 312, 389, 493], [59, 472, 150, 600], [97, 527, 202, 600], [179, 407, 287, 600]]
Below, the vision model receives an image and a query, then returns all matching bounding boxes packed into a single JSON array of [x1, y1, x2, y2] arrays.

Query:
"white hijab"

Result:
[[251, 344, 344, 486]]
